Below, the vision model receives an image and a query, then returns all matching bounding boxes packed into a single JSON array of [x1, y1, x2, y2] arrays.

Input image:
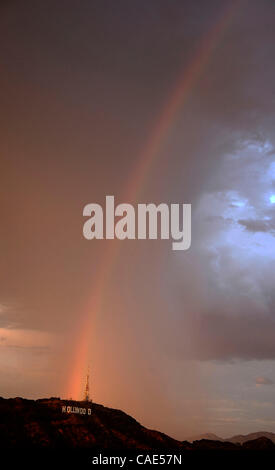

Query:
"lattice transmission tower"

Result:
[[83, 366, 91, 402]]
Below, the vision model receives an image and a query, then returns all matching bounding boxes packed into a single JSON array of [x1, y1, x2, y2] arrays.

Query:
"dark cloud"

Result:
[[238, 219, 271, 233]]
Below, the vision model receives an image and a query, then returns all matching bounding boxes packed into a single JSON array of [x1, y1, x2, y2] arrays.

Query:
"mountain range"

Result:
[[188, 431, 275, 444]]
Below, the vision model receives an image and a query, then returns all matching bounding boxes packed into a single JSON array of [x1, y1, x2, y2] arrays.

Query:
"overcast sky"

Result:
[[1, 0, 275, 439]]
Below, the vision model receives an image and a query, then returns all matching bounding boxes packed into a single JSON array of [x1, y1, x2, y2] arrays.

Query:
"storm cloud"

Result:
[[1, 0, 275, 438]]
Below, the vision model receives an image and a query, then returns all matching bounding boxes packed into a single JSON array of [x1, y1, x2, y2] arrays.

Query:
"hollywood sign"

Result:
[[61, 405, 92, 415]]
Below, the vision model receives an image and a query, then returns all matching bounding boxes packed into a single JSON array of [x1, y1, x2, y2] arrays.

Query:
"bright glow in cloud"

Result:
[[196, 141, 275, 260], [192, 140, 275, 323]]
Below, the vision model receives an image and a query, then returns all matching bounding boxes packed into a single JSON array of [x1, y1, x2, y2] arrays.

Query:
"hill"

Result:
[[189, 431, 275, 445], [0, 396, 183, 449], [187, 432, 224, 442], [228, 431, 275, 444], [1, 396, 275, 466]]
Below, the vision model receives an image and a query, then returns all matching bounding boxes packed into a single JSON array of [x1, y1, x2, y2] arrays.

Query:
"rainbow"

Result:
[[66, 0, 244, 400]]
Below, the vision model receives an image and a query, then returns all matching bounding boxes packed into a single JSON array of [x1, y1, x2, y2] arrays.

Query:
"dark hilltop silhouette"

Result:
[[0, 397, 274, 465], [0, 397, 183, 450]]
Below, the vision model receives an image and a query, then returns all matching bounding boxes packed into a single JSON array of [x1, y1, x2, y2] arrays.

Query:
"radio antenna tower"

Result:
[[83, 366, 91, 402]]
